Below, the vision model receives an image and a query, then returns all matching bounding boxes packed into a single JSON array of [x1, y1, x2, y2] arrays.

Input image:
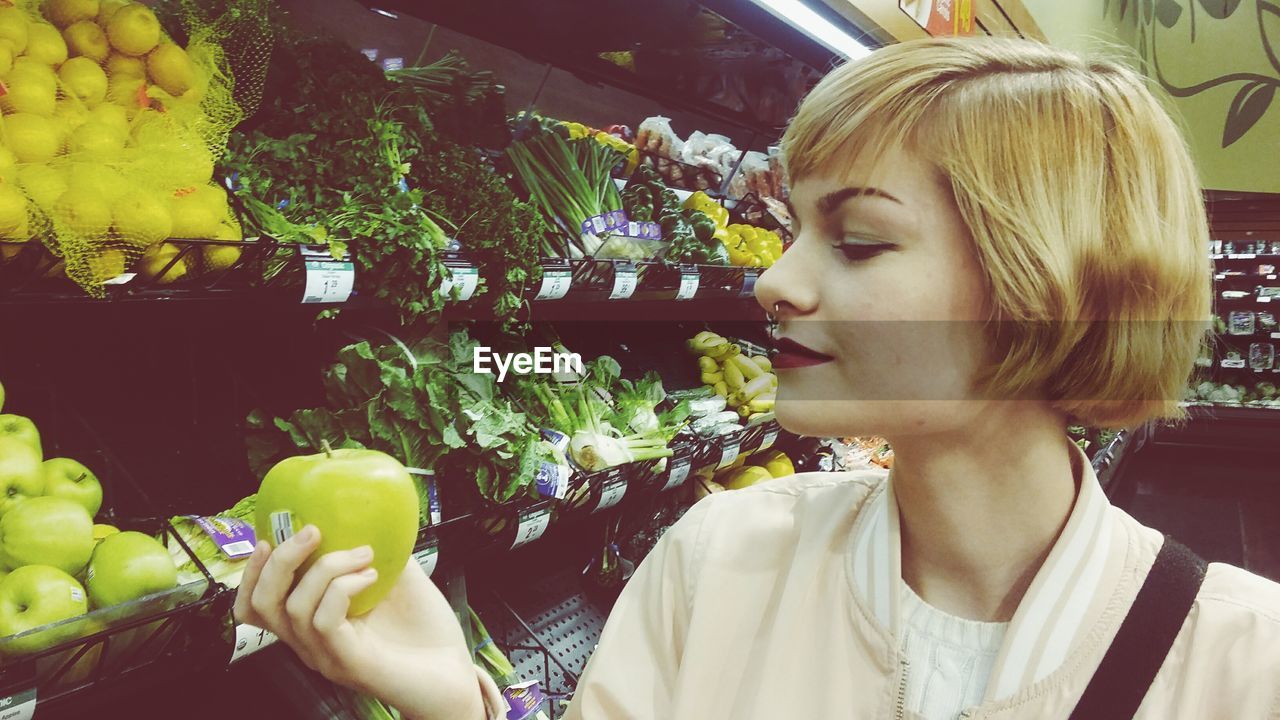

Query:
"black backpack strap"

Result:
[[1068, 535, 1207, 720]]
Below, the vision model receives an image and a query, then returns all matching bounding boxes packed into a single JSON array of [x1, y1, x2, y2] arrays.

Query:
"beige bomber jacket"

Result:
[[482, 446, 1280, 719]]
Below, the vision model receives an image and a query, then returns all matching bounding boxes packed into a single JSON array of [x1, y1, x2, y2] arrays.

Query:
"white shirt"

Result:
[[899, 580, 1009, 720]]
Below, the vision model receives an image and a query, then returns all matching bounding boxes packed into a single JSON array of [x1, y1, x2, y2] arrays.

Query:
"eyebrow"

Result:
[[816, 187, 902, 214]]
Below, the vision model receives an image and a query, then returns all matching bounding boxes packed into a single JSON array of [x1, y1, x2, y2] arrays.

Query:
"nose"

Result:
[[754, 233, 819, 320]]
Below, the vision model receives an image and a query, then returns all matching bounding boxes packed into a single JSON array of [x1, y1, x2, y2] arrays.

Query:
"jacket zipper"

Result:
[[894, 657, 910, 720]]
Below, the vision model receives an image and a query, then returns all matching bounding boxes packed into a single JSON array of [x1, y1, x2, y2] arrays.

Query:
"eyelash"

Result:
[[833, 242, 889, 261]]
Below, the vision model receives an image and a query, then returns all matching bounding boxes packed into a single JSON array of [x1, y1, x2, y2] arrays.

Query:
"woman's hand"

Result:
[[233, 526, 489, 720]]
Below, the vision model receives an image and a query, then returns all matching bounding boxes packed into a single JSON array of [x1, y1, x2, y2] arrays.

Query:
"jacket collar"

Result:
[[848, 442, 1118, 702]]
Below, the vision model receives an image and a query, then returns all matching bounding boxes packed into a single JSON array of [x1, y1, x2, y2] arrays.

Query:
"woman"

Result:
[[234, 36, 1280, 719]]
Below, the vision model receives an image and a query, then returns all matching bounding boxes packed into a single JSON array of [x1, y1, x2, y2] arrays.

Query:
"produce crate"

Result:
[[0, 394, 225, 710]]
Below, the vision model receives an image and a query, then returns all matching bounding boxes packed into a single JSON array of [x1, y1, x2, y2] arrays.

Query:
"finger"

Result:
[[250, 525, 321, 636], [232, 540, 272, 625], [312, 568, 379, 644], [285, 546, 374, 634]]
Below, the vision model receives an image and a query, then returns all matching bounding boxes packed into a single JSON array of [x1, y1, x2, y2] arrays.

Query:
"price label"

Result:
[[231, 624, 279, 663], [0, 688, 35, 720], [512, 506, 552, 549], [595, 475, 628, 512], [717, 437, 741, 469], [1268, 275, 1278, 281], [664, 456, 691, 490], [676, 268, 700, 300], [591, 215, 608, 233], [759, 427, 780, 451], [412, 537, 440, 578], [301, 248, 355, 304], [440, 265, 479, 301], [740, 268, 759, 297], [536, 263, 573, 301], [1272, 333, 1280, 339], [610, 261, 637, 299], [1260, 297, 1272, 303], [1221, 358, 1247, 369]]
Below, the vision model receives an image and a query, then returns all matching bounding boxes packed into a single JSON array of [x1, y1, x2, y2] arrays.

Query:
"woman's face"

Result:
[[754, 142, 997, 440]]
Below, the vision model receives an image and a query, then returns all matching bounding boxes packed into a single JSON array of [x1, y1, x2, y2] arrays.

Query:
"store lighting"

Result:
[[369, 7, 399, 19], [749, 0, 871, 60]]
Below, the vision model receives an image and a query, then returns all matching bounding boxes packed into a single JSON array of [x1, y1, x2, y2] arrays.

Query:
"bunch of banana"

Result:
[[686, 331, 777, 417]]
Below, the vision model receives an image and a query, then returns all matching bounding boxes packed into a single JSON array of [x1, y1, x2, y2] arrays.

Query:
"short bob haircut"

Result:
[[782, 36, 1212, 429]]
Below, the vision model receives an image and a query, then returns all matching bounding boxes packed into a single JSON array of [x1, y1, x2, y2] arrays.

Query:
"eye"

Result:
[[833, 242, 891, 261]]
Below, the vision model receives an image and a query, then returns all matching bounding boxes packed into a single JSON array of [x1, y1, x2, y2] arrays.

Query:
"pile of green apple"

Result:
[[0, 379, 178, 656]]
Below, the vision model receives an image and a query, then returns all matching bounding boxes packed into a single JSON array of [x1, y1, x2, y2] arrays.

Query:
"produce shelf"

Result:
[[1151, 403, 1280, 450], [0, 395, 229, 714]]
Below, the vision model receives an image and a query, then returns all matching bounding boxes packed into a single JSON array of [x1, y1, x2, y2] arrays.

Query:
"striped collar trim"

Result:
[[849, 443, 1115, 702]]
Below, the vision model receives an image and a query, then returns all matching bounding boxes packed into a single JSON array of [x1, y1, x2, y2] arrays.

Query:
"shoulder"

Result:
[[1195, 562, 1280, 629], [661, 469, 887, 570]]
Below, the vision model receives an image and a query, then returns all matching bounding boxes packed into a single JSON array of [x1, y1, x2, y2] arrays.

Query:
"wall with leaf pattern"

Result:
[[1023, 0, 1279, 193]]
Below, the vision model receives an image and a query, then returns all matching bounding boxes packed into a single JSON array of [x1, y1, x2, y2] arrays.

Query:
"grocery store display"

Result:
[[687, 330, 776, 418], [255, 446, 420, 617]]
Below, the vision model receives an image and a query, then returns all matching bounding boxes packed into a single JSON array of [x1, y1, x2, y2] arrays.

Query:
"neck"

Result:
[[888, 403, 1079, 623]]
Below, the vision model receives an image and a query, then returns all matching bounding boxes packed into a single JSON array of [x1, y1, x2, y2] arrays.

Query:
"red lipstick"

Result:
[[772, 337, 834, 369]]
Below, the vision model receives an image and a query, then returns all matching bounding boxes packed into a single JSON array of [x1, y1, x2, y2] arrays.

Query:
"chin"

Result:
[[775, 397, 979, 440]]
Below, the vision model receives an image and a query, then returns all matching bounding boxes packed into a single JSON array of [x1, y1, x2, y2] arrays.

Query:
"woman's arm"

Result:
[[232, 527, 505, 720], [563, 500, 712, 719]]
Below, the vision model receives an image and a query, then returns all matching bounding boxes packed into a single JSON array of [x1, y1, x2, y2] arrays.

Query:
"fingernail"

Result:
[[255, 540, 270, 555], [299, 525, 319, 543], [353, 545, 373, 561], [360, 568, 378, 580]]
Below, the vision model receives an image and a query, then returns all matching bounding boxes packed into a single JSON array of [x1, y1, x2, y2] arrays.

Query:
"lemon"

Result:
[[112, 188, 170, 246], [105, 72, 144, 113], [1, 65, 58, 115], [146, 42, 193, 96], [68, 120, 124, 158], [63, 20, 108, 61], [4, 113, 62, 163], [96, 0, 128, 25], [105, 3, 157, 56], [168, 184, 224, 238], [105, 51, 143, 79], [43, 0, 100, 29], [52, 187, 111, 236], [85, 246, 125, 281], [0, 184, 28, 239], [0, 43, 12, 76], [203, 220, 243, 270], [17, 164, 68, 207], [126, 106, 168, 145], [137, 241, 186, 283], [0, 146, 17, 177], [87, 102, 127, 137], [64, 162, 128, 203], [0, 7, 30, 54], [25, 21, 68, 66], [58, 55, 108, 106]]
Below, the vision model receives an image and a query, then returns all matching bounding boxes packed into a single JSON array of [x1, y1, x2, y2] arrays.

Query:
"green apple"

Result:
[[0, 415, 40, 458], [0, 437, 44, 517], [0, 565, 88, 656], [256, 447, 419, 617], [0, 378, 5, 412], [41, 457, 103, 517], [0, 496, 93, 575], [85, 531, 177, 609]]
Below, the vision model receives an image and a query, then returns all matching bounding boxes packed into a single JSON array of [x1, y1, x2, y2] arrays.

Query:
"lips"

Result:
[[772, 337, 834, 370]]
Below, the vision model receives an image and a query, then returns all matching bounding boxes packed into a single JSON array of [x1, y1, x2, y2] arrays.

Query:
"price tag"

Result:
[[664, 456, 691, 490], [1221, 358, 1247, 369], [0, 688, 35, 720], [412, 536, 440, 577], [1260, 297, 1272, 303], [591, 215, 608, 233], [717, 436, 741, 469], [759, 426, 780, 451], [610, 261, 637, 300], [595, 475, 628, 512], [512, 506, 552, 549], [676, 268, 700, 300], [301, 248, 355, 304], [740, 268, 759, 297], [1268, 275, 1278, 281], [1272, 333, 1280, 339], [440, 265, 479, 301], [536, 262, 573, 301], [231, 624, 279, 663]]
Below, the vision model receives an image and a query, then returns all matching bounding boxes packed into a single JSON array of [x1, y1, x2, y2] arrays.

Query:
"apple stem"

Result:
[[321, 440, 333, 458], [75, 473, 88, 483]]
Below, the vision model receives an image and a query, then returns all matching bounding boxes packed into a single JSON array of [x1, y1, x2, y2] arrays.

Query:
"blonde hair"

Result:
[[782, 36, 1212, 428]]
